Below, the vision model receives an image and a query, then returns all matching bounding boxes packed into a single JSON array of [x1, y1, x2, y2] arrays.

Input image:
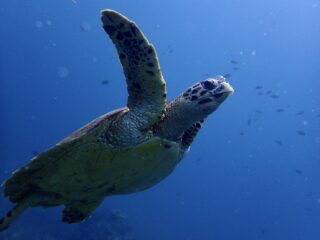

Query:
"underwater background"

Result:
[[1, 0, 320, 239]]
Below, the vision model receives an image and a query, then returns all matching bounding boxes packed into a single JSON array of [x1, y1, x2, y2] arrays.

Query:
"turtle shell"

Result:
[[3, 108, 181, 206]]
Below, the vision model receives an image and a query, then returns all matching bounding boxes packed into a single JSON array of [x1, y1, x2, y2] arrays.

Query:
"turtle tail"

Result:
[[0, 197, 30, 232]]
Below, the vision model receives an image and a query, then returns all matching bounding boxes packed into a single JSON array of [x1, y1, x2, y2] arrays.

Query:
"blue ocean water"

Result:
[[1, 0, 320, 239]]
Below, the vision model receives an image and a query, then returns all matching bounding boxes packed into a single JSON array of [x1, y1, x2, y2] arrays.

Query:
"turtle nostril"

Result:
[[201, 81, 216, 90]]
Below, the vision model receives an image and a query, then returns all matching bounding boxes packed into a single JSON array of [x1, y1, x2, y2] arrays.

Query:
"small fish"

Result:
[[101, 80, 109, 85], [296, 111, 304, 116], [271, 94, 280, 99], [274, 140, 283, 145], [255, 85, 263, 90], [297, 130, 305, 136], [316, 114, 320, 117], [276, 108, 284, 112], [265, 90, 272, 95], [239, 132, 245, 136], [257, 92, 264, 96], [255, 110, 262, 114], [305, 193, 313, 197], [230, 60, 239, 64], [295, 169, 303, 174], [247, 119, 251, 126], [80, 22, 91, 32], [261, 230, 266, 235], [223, 73, 232, 79], [232, 67, 239, 71]]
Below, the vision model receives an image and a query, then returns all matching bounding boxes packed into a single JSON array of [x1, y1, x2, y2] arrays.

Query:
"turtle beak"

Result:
[[221, 81, 234, 95], [213, 81, 234, 103], [214, 75, 234, 95]]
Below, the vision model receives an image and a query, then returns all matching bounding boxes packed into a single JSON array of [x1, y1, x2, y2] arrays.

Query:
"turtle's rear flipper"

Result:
[[62, 199, 102, 224], [0, 198, 30, 232]]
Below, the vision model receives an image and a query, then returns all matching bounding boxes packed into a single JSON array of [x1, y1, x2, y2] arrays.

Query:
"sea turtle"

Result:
[[0, 9, 234, 231]]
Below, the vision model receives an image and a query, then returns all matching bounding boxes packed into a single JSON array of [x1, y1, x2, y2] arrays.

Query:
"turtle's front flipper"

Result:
[[101, 10, 166, 128], [62, 199, 103, 224], [0, 197, 30, 232]]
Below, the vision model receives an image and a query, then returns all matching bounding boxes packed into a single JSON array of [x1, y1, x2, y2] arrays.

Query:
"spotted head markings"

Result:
[[182, 77, 231, 105]]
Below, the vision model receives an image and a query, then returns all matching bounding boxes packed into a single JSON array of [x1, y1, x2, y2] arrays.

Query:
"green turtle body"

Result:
[[0, 9, 234, 231], [5, 109, 180, 204]]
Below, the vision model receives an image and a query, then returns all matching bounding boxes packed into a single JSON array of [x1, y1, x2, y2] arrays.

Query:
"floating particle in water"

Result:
[[255, 85, 263, 90], [101, 80, 109, 85], [257, 92, 264, 96], [46, 20, 52, 25], [80, 22, 91, 32], [302, 120, 309, 126], [71, 0, 77, 4], [35, 20, 43, 28], [239, 132, 245, 136], [247, 119, 251, 126], [276, 108, 284, 113], [57, 67, 69, 78], [230, 60, 239, 64], [271, 94, 280, 99], [295, 169, 303, 174], [297, 130, 306, 136], [316, 114, 320, 117], [318, 198, 320, 204], [251, 50, 257, 56], [305, 193, 313, 197], [223, 73, 231, 79], [296, 111, 304, 116], [274, 140, 283, 145]]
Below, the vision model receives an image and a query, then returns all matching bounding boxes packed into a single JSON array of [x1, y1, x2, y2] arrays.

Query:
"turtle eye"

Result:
[[201, 80, 216, 90]]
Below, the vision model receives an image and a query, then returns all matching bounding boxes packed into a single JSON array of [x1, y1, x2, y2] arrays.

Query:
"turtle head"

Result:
[[182, 75, 234, 116], [155, 76, 233, 141]]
